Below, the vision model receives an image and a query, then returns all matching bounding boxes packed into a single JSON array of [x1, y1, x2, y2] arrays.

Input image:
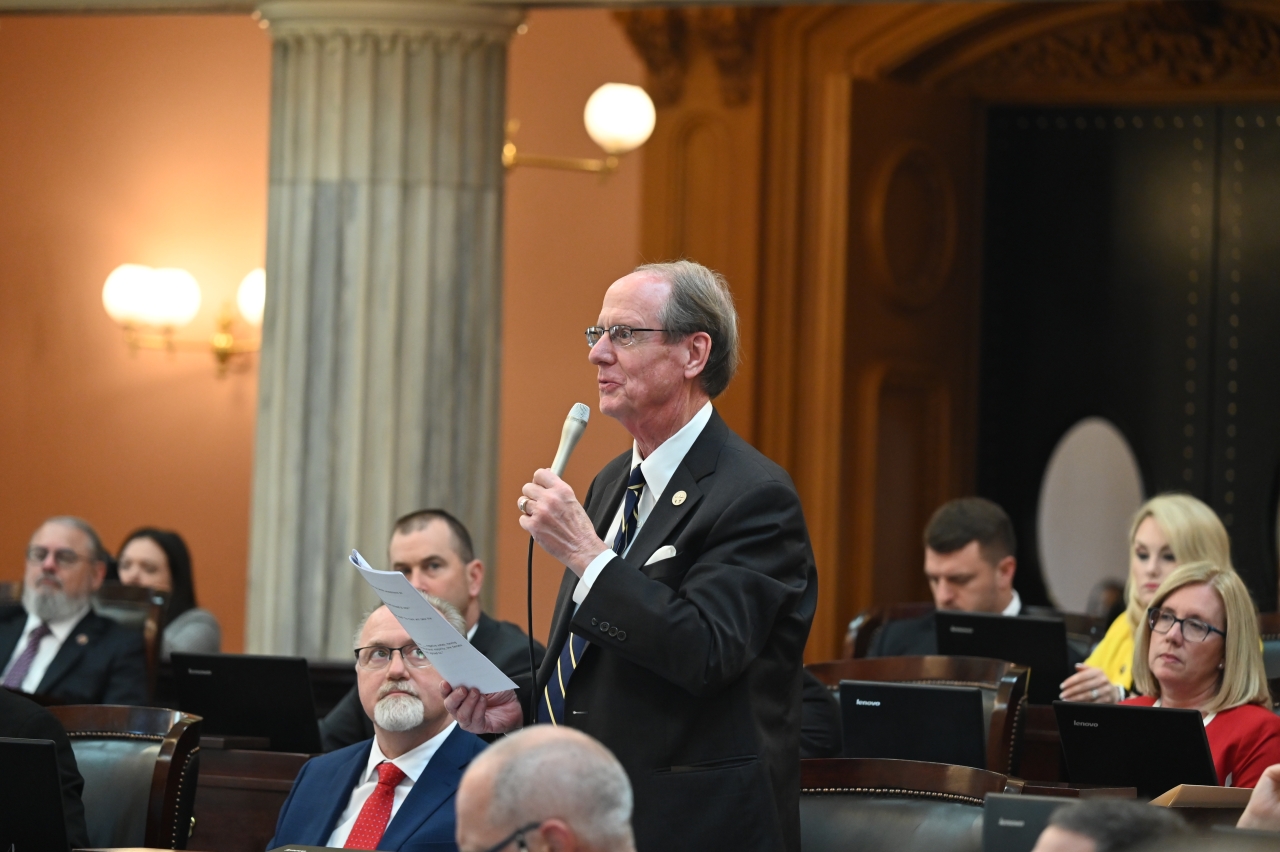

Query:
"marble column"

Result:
[[247, 0, 522, 657]]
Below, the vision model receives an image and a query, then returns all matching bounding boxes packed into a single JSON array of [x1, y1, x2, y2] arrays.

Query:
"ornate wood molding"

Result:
[[615, 7, 772, 108], [939, 1, 1280, 91]]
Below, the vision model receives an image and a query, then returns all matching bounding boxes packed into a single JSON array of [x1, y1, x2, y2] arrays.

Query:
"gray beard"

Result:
[[23, 583, 88, 623], [374, 693, 426, 732]]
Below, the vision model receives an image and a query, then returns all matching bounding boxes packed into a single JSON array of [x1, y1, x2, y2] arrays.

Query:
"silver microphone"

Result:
[[550, 403, 591, 477]]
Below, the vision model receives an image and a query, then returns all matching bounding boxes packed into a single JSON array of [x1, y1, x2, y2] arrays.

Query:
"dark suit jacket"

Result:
[[540, 410, 817, 852], [867, 612, 939, 657], [0, 606, 147, 705], [0, 687, 90, 849], [320, 612, 545, 752], [269, 724, 486, 852]]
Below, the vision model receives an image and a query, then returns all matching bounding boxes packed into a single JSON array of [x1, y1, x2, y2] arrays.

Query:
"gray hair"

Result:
[[637, 260, 740, 399], [352, 591, 466, 648], [1048, 799, 1186, 852], [479, 727, 634, 850], [38, 516, 108, 564]]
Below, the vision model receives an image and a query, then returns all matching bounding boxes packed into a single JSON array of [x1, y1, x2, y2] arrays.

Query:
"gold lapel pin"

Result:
[[671, 490, 687, 506], [76, 634, 89, 645]]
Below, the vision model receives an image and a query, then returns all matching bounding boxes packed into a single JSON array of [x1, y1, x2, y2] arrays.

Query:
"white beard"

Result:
[[375, 693, 425, 732], [23, 582, 87, 623]]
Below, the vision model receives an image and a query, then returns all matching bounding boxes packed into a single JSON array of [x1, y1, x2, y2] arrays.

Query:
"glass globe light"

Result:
[[583, 83, 656, 156], [102, 264, 154, 325], [237, 268, 266, 326], [142, 268, 202, 328]]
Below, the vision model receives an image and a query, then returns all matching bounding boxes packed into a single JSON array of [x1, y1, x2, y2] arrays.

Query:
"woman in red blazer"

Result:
[[1122, 561, 1280, 788]]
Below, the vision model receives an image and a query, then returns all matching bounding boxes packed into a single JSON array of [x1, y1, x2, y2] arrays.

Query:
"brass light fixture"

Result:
[[504, 83, 656, 175], [102, 265, 264, 377]]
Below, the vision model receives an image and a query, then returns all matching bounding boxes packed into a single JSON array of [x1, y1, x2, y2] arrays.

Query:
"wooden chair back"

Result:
[[49, 704, 201, 849], [94, 584, 168, 698], [806, 656, 1029, 776], [800, 758, 1022, 852]]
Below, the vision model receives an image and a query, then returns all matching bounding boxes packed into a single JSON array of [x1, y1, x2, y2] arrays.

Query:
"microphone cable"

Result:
[[526, 534, 536, 725]]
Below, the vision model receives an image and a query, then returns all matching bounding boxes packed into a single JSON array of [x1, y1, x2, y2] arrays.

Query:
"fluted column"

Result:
[[247, 0, 522, 657]]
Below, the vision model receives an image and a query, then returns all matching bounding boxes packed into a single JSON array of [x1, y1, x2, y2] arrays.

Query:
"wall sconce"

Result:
[[102, 264, 264, 377], [503, 83, 656, 175]]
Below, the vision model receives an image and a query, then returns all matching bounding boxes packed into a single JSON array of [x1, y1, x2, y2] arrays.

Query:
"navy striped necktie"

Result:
[[539, 464, 646, 725]]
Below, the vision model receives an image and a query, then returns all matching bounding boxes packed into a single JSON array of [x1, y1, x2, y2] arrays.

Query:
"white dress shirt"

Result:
[[1, 606, 90, 693], [572, 401, 714, 607], [325, 720, 458, 847], [1002, 590, 1022, 617]]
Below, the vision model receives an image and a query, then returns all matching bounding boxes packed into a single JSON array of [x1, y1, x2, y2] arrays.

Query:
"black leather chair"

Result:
[[801, 758, 1023, 852], [1258, 613, 1280, 682], [49, 704, 201, 849], [807, 656, 1029, 775], [94, 583, 169, 698]]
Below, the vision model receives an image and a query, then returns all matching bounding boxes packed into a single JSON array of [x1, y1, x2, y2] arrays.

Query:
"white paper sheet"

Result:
[[350, 549, 518, 694]]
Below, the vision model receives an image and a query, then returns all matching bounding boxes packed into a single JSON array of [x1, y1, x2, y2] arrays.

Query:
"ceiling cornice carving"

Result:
[[935, 1, 1280, 91]]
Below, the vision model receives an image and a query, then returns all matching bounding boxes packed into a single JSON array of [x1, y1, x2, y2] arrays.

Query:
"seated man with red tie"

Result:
[[269, 595, 487, 851]]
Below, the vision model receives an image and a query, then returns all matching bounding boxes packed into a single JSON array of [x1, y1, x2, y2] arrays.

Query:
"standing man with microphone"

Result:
[[443, 260, 818, 852]]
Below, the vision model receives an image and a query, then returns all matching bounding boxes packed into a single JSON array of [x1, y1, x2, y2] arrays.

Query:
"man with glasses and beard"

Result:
[[0, 516, 147, 704], [270, 595, 487, 851]]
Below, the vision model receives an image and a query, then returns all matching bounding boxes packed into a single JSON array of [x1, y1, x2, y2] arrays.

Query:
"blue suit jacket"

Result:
[[269, 725, 487, 852]]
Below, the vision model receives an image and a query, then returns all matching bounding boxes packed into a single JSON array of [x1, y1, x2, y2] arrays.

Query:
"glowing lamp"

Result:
[[583, 83, 656, 156], [237, 268, 266, 326]]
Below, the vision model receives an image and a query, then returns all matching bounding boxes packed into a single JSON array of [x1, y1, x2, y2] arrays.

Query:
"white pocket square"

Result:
[[645, 545, 677, 566]]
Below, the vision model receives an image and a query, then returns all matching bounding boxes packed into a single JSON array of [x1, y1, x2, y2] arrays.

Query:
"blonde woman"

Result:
[[1121, 561, 1280, 787], [1060, 494, 1231, 703]]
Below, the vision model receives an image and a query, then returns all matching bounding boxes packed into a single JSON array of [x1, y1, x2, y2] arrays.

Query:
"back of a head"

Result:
[[1047, 800, 1187, 852], [924, 497, 1016, 564], [479, 727, 634, 851]]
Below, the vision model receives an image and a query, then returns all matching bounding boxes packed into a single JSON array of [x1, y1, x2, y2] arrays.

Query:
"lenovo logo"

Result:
[[1073, 720, 1099, 728], [949, 626, 974, 634], [188, 669, 213, 675], [998, 818, 1026, 828], [854, 699, 881, 707]]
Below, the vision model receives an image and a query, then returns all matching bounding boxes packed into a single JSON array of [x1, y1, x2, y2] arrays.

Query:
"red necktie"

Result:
[[343, 761, 407, 850]]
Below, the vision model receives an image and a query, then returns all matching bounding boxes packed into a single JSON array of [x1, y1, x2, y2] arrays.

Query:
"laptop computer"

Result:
[[172, 652, 323, 753], [0, 737, 69, 852], [935, 611, 1072, 704], [983, 793, 1069, 852], [1053, 702, 1217, 799], [840, 680, 987, 769]]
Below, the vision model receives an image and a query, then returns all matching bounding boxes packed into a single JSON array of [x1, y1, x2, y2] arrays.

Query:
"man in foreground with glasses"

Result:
[[455, 726, 634, 852], [270, 596, 487, 851], [444, 260, 818, 852], [0, 516, 146, 704]]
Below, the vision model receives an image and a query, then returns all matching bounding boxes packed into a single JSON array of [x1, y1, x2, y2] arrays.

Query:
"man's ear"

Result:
[[995, 555, 1016, 589], [682, 331, 712, 380], [467, 559, 485, 600], [538, 819, 578, 852]]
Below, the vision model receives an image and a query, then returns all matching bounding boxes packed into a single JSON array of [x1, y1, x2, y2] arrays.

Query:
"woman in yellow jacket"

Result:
[[1059, 493, 1232, 703]]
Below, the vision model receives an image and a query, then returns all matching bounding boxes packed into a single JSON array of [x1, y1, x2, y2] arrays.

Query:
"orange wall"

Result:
[[494, 10, 645, 641], [0, 9, 645, 651], [0, 15, 270, 651]]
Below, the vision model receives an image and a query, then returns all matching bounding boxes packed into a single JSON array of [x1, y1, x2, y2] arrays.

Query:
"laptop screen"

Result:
[[0, 737, 69, 852], [840, 680, 987, 769], [935, 611, 1071, 704], [173, 652, 323, 753], [1053, 702, 1217, 799]]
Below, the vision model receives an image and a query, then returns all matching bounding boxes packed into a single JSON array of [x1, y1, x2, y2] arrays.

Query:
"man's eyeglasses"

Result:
[[25, 546, 90, 568], [353, 643, 433, 670], [584, 325, 670, 348], [478, 821, 542, 852], [1147, 607, 1227, 643]]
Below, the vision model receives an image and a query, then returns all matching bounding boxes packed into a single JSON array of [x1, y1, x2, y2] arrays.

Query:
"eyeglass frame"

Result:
[[25, 546, 94, 569], [477, 821, 543, 852], [584, 325, 672, 348], [1146, 606, 1227, 643], [352, 643, 434, 670]]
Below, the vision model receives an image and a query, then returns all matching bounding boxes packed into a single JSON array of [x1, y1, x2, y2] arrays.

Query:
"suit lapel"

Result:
[[307, 743, 370, 844], [36, 611, 99, 694], [623, 410, 727, 568], [0, 608, 25, 663], [379, 727, 471, 848]]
